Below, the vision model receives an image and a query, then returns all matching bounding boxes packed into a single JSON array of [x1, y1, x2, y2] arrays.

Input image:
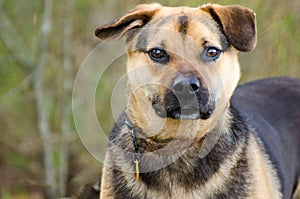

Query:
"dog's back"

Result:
[[231, 77, 300, 198]]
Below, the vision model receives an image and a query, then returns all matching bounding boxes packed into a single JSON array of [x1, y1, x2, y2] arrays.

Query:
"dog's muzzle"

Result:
[[153, 75, 214, 120]]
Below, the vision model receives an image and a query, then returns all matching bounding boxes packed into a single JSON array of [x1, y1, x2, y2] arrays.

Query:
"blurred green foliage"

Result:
[[0, 0, 299, 198]]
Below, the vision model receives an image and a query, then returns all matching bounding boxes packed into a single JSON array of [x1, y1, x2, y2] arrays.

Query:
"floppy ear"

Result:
[[94, 3, 162, 41], [201, 4, 257, 52]]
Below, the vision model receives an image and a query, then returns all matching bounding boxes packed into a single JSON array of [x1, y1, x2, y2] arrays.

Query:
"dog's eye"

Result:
[[148, 48, 169, 64], [205, 47, 221, 60]]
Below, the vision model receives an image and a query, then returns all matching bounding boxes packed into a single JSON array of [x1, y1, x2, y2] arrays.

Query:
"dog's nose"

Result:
[[172, 76, 200, 95]]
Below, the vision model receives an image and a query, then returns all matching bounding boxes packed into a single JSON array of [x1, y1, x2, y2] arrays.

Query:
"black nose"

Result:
[[172, 76, 200, 95]]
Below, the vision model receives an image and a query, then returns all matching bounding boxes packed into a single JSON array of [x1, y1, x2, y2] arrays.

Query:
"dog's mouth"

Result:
[[153, 103, 214, 120], [170, 106, 200, 120]]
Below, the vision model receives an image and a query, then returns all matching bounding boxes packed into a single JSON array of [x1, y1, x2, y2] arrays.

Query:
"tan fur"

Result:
[[99, 155, 114, 199], [247, 134, 282, 199]]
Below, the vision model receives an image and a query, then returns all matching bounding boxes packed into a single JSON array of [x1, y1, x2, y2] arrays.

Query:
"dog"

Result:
[[93, 3, 300, 199]]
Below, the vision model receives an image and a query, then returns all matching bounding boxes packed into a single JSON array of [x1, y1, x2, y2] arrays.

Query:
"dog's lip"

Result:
[[174, 112, 200, 120], [172, 105, 214, 120], [180, 105, 199, 110], [152, 104, 213, 120], [172, 106, 200, 120]]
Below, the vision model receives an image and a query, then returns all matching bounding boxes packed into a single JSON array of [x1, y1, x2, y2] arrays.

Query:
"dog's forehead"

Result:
[[150, 6, 215, 31], [133, 7, 224, 50], [155, 6, 205, 17]]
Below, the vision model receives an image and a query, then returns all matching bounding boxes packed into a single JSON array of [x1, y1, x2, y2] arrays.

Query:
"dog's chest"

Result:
[[132, 174, 209, 199], [130, 148, 248, 199]]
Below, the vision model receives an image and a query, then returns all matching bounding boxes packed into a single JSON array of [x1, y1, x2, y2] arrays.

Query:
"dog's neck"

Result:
[[125, 118, 206, 155]]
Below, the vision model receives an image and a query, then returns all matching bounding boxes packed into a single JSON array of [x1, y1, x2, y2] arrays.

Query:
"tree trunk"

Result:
[[32, 0, 56, 198], [59, 0, 74, 196]]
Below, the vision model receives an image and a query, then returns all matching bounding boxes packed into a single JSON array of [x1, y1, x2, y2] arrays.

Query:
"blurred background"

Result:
[[0, 0, 299, 198]]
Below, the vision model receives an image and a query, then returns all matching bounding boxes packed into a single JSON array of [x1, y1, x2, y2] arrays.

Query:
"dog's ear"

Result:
[[201, 4, 257, 52], [95, 3, 162, 41]]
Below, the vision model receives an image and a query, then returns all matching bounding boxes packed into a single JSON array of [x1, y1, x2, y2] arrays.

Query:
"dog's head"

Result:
[[95, 4, 256, 139]]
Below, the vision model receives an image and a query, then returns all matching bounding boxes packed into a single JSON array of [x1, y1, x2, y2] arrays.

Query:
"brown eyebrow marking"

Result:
[[178, 15, 189, 35]]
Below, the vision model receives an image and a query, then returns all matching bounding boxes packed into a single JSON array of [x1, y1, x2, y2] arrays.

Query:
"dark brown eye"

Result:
[[151, 49, 163, 58], [148, 48, 169, 64], [206, 47, 221, 60], [207, 48, 217, 57]]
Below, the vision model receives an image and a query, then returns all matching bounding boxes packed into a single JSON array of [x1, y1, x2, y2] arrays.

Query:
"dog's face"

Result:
[[95, 4, 256, 139]]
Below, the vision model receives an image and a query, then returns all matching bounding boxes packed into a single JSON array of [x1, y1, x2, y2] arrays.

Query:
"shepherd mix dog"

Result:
[[91, 3, 300, 199]]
